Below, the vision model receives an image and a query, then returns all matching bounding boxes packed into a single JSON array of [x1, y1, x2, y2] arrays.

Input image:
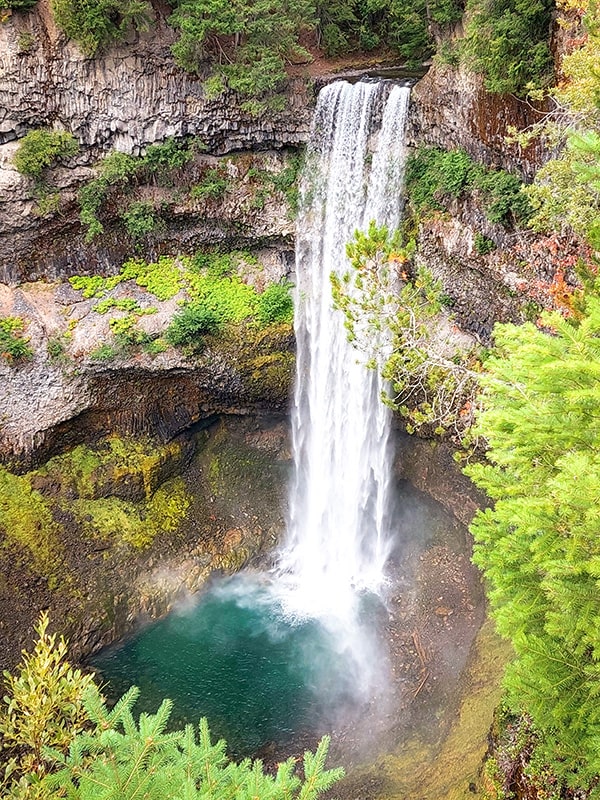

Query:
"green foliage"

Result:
[[170, 0, 315, 99], [0, 613, 98, 785], [165, 303, 221, 351], [190, 167, 230, 201], [13, 129, 78, 180], [473, 232, 496, 254], [88, 342, 117, 361], [0, 0, 38, 11], [404, 146, 531, 227], [464, 288, 600, 788], [44, 691, 343, 800], [256, 280, 294, 325], [121, 200, 161, 239], [68, 274, 125, 299], [0, 317, 33, 363], [472, 168, 532, 226], [1, 620, 344, 800], [94, 297, 142, 314], [525, 130, 600, 246], [331, 221, 480, 438], [78, 140, 196, 241], [120, 256, 184, 300], [315, 0, 462, 63], [69, 252, 292, 356], [462, 0, 553, 94], [50, 0, 152, 55]]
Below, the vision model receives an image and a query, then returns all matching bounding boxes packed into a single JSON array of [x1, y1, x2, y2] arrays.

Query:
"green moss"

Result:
[[35, 438, 186, 502], [246, 351, 295, 398], [0, 467, 64, 588], [72, 477, 190, 550]]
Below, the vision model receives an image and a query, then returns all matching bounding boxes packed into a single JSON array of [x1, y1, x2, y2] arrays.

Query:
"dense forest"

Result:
[[1, 0, 600, 797]]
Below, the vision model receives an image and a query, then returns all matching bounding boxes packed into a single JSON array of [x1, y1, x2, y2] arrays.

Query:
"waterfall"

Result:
[[276, 80, 411, 626]]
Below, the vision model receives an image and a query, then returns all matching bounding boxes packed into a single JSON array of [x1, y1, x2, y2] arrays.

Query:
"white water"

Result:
[[276, 80, 411, 629]]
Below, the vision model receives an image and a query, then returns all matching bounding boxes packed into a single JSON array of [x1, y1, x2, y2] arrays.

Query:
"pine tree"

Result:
[[465, 291, 600, 786]]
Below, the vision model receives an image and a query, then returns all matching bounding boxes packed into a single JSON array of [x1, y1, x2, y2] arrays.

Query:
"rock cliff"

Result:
[[0, 0, 311, 283]]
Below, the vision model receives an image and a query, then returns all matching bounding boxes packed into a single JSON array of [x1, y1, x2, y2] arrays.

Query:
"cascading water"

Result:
[[94, 79, 419, 753], [277, 80, 411, 627]]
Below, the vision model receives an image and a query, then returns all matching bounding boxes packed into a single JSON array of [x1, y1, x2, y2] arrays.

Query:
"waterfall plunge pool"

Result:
[[91, 573, 383, 759], [90, 478, 487, 775]]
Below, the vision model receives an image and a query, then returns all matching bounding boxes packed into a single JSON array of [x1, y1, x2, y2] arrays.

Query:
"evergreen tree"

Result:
[[465, 289, 600, 787], [0, 615, 344, 800]]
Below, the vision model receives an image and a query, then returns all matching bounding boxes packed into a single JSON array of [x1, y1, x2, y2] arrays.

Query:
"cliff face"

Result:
[[407, 63, 548, 180], [0, 1, 311, 153], [0, 0, 312, 283]]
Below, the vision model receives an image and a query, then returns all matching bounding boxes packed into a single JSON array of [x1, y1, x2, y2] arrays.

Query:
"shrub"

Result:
[[256, 281, 294, 325], [473, 232, 496, 254], [78, 141, 198, 241], [0, 612, 97, 781], [404, 146, 532, 227], [473, 169, 532, 225], [121, 200, 161, 239], [89, 342, 117, 361], [0, 316, 33, 363], [13, 129, 79, 180], [190, 168, 230, 201], [165, 303, 221, 351], [0, 0, 38, 11], [50, 0, 152, 55]]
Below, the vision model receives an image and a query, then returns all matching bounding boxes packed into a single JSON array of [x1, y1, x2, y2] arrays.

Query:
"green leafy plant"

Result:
[[88, 342, 117, 361], [165, 303, 221, 351], [0, 316, 33, 363], [121, 200, 161, 239], [13, 129, 78, 180], [256, 280, 294, 325], [0, 612, 98, 784], [190, 168, 230, 201], [50, 0, 152, 55], [404, 146, 531, 227], [473, 232, 496, 255], [0, 0, 38, 12]]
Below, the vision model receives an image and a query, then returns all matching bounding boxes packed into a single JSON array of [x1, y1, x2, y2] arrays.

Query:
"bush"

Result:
[[78, 140, 199, 241], [121, 200, 161, 239], [0, 612, 97, 781], [190, 168, 230, 201], [50, 0, 152, 55], [473, 232, 496, 254], [13, 129, 79, 180], [0, 316, 33, 363], [404, 145, 532, 227], [256, 281, 294, 325], [0, 0, 38, 12], [165, 303, 221, 350], [473, 169, 532, 225]]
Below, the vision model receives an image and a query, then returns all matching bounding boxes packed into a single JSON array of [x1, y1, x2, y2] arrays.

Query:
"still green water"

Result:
[[92, 576, 367, 757]]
